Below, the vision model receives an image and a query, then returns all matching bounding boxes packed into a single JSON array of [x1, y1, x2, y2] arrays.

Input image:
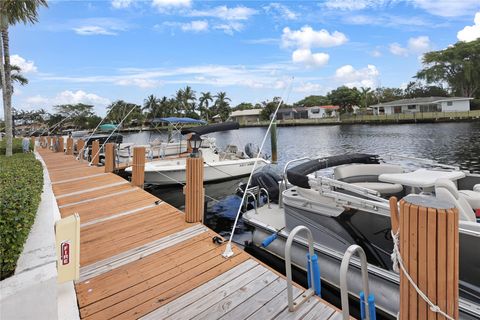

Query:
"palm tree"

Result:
[[360, 87, 373, 109], [143, 94, 159, 120], [0, 0, 48, 156], [0, 65, 28, 88], [214, 91, 231, 121], [198, 91, 213, 121]]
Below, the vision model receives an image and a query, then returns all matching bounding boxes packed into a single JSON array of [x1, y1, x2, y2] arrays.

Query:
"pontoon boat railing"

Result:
[[283, 157, 312, 185], [285, 226, 319, 311], [340, 245, 376, 320]]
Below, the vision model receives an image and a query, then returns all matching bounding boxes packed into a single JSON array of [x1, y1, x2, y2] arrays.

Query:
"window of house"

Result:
[[407, 105, 416, 110], [393, 106, 401, 114], [447, 101, 453, 106], [311, 108, 319, 114]]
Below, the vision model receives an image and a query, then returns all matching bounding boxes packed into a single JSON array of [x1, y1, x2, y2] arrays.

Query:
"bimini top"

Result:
[[152, 117, 207, 124], [287, 153, 379, 189], [181, 122, 240, 136]]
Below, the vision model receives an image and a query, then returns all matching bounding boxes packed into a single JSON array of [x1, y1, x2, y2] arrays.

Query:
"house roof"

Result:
[[230, 109, 262, 117], [278, 107, 309, 112], [311, 105, 340, 110], [371, 96, 472, 108]]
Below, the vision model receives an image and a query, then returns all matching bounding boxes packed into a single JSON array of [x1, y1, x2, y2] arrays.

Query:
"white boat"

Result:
[[125, 122, 270, 185], [117, 140, 187, 159]]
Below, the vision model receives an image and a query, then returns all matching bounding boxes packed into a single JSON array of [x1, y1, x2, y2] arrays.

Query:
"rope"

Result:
[[222, 76, 295, 258], [391, 231, 455, 320]]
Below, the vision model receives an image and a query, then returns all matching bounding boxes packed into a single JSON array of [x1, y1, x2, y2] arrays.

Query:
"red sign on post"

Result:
[[61, 241, 70, 265]]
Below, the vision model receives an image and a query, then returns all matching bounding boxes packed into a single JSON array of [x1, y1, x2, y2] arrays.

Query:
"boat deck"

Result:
[[37, 147, 345, 319]]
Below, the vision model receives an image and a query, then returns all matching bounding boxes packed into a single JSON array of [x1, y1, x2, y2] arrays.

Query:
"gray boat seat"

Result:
[[474, 184, 480, 192], [335, 164, 404, 196], [435, 179, 476, 222], [459, 190, 480, 209], [351, 182, 403, 194]]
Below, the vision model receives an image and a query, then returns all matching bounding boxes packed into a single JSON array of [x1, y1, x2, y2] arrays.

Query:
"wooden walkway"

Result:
[[37, 148, 344, 320]]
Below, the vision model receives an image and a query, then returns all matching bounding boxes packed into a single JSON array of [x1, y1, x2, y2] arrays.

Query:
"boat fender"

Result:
[[307, 253, 321, 297], [212, 236, 224, 245], [261, 233, 278, 248]]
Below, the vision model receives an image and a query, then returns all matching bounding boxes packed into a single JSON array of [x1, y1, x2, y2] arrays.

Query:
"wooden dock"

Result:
[[37, 148, 345, 320]]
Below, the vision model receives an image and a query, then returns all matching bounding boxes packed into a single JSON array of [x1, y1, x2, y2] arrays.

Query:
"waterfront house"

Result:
[[228, 109, 262, 124], [276, 107, 309, 120], [371, 96, 472, 115], [308, 105, 340, 118]]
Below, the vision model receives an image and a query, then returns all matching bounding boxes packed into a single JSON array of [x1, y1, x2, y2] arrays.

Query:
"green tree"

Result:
[[53, 103, 97, 129], [213, 91, 231, 121], [327, 86, 361, 113], [260, 97, 287, 120], [294, 95, 330, 108], [232, 102, 255, 111], [143, 94, 159, 119], [359, 87, 374, 109], [0, 0, 48, 156], [373, 87, 404, 103], [198, 91, 213, 120], [403, 81, 449, 98], [175, 86, 197, 115], [0, 65, 28, 88], [106, 100, 143, 126], [416, 39, 480, 98]]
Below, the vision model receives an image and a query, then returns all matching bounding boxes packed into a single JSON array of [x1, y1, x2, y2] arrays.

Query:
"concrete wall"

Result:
[[440, 100, 470, 112]]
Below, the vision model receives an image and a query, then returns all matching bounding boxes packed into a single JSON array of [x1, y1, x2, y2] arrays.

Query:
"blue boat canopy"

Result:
[[152, 117, 207, 124]]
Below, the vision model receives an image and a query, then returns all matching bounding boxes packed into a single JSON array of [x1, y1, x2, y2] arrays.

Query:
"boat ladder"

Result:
[[340, 245, 376, 320], [285, 225, 321, 312], [242, 186, 271, 213]]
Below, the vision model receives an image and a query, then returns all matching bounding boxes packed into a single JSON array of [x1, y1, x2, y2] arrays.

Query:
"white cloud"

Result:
[[264, 3, 298, 20], [323, 0, 391, 11], [10, 54, 37, 73], [25, 90, 110, 107], [371, 49, 382, 57], [74, 26, 117, 36], [334, 64, 380, 88], [111, 0, 133, 9], [115, 78, 160, 88], [181, 20, 209, 32], [213, 22, 244, 35], [294, 82, 324, 94], [152, 0, 191, 10], [457, 12, 480, 42], [189, 5, 257, 21], [412, 0, 480, 17], [389, 36, 431, 56], [292, 49, 329, 68], [282, 26, 348, 49]]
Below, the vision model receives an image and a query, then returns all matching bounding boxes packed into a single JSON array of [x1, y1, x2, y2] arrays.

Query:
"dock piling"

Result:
[[77, 139, 85, 160], [104, 143, 115, 173], [66, 137, 74, 155], [58, 137, 64, 153], [184, 157, 204, 223], [91, 140, 100, 165], [390, 195, 458, 320], [131, 146, 145, 188], [270, 120, 277, 164]]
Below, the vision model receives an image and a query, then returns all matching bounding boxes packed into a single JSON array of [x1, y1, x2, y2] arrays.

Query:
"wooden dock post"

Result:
[[66, 137, 74, 155], [104, 143, 116, 173], [47, 136, 52, 149], [77, 139, 85, 160], [30, 136, 36, 151], [389, 195, 458, 320], [184, 157, 204, 223], [270, 120, 278, 164], [58, 137, 64, 153], [52, 137, 58, 152], [131, 147, 145, 188], [91, 140, 100, 165]]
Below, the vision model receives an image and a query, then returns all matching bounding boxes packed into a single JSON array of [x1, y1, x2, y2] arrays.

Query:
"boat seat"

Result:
[[335, 164, 404, 183], [474, 184, 480, 192], [459, 190, 480, 209], [351, 182, 403, 195], [435, 179, 476, 222]]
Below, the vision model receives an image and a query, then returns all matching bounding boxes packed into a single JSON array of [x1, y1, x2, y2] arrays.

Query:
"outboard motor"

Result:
[[245, 143, 260, 158], [238, 169, 282, 204]]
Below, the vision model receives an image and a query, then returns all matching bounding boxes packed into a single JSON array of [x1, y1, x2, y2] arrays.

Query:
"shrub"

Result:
[[0, 153, 43, 279], [0, 137, 33, 155]]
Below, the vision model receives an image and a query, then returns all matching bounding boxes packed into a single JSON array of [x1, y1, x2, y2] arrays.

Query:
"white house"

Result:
[[228, 109, 262, 124], [371, 97, 472, 115], [308, 105, 340, 118]]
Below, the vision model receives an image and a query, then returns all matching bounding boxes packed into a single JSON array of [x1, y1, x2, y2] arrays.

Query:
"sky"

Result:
[[5, 0, 480, 116]]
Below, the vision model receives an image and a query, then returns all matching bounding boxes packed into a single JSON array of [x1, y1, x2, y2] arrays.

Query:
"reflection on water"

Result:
[[132, 122, 480, 240]]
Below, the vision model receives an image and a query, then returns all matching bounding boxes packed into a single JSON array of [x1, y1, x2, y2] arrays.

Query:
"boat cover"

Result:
[[152, 117, 207, 124], [181, 122, 240, 135], [287, 153, 379, 189]]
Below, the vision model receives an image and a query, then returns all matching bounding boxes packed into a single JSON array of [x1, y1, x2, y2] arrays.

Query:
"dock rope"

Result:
[[222, 76, 295, 258], [391, 230, 455, 320]]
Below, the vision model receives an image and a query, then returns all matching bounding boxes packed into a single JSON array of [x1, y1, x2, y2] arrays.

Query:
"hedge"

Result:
[[0, 152, 43, 280], [0, 137, 33, 155]]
